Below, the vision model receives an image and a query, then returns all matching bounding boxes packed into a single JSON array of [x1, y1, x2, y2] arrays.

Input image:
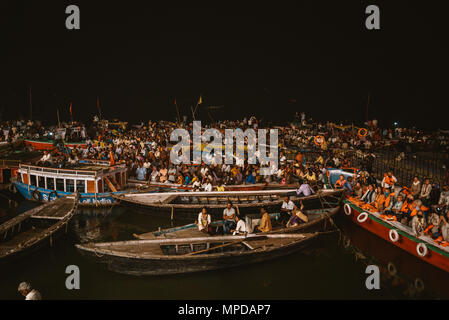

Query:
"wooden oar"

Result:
[[184, 239, 245, 256], [184, 235, 267, 256]]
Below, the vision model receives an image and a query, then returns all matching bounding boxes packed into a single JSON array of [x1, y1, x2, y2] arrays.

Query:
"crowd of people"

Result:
[[336, 167, 449, 245]]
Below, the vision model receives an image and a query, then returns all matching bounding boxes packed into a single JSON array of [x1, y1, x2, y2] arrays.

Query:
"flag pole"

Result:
[[57, 109, 60, 128], [174, 98, 180, 123]]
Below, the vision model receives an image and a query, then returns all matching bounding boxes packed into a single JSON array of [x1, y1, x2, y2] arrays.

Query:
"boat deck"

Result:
[[0, 227, 45, 255], [86, 234, 307, 257], [31, 197, 76, 220]]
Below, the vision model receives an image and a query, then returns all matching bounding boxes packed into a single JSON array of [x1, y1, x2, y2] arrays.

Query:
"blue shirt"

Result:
[[245, 174, 256, 184], [136, 167, 147, 181]]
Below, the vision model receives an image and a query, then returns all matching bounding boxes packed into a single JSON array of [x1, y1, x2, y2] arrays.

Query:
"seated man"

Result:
[[411, 210, 426, 237], [334, 174, 346, 189], [280, 196, 295, 224], [286, 209, 302, 228], [222, 202, 236, 234], [231, 215, 248, 235], [38, 150, 53, 166], [257, 207, 272, 233], [294, 179, 315, 197], [18, 282, 42, 300], [197, 207, 213, 235]]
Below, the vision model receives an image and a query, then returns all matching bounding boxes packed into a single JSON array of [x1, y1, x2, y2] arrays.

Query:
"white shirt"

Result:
[[198, 213, 211, 231], [233, 220, 248, 235], [203, 183, 212, 192], [281, 200, 294, 211], [223, 207, 236, 218], [25, 290, 42, 300]]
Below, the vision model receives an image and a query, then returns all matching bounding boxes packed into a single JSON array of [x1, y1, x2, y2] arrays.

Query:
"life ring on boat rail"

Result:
[[414, 278, 425, 292], [416, 243, 428, 257], [344, 203, 352, 215], [387, 262, 397, 276], [314, 135, 325, 146], [357, 212, 369, 223], [31, 189, 41, 201], [358, 128, 368, 138], [8, 183, 17, 194], [389, 229, 400, 243]]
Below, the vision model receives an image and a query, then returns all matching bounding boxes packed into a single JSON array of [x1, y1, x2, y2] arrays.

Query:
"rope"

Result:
[[94, 247, 105, 257]]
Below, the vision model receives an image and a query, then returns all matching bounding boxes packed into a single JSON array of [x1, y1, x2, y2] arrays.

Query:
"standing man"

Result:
[[18, 282, 42, 300]]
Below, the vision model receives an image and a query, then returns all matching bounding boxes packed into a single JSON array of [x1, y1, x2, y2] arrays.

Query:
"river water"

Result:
[[1, 198, 448, 300]]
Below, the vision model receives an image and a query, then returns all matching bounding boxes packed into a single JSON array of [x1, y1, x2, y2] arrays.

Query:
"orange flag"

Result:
[[69, 102, 73, 117]]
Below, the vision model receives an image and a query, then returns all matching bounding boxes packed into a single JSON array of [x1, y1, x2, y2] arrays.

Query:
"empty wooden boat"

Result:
[[75, 233, 319, 276], [0, 195, 78, 261], [133, 205, 340, 240], [113, 188, 344, 219]]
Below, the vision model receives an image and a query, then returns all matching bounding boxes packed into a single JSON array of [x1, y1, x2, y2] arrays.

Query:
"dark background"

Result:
[[0, 1, 448, 129]]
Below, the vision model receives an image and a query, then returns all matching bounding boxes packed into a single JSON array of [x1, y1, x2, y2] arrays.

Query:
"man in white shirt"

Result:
[[280, 196, 295, 224], [222, 202, 236, 234], [202, 179, 212, 192], [39, 151, 53, 165], [231, 215, 248, 235], [18, 282, 42, 300]]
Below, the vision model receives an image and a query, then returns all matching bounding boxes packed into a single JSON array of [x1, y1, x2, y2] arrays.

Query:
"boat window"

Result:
[[46, 177, 55, 190], [76, 180, 85, 193], [66, 179, 75, 192], [38, 176, 45, 188], [30, 174, 37, 186], [56, 178, 65, 191]]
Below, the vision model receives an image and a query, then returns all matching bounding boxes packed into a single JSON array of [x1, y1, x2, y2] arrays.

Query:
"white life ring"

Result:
[[357, 212, 369, 223], [344, 203, 352, 215], [389, 229, 400, 243], [416, 243, 428, 257]]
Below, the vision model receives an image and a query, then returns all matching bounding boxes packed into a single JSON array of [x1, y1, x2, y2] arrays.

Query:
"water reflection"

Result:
[[338, 217, 449, 299]]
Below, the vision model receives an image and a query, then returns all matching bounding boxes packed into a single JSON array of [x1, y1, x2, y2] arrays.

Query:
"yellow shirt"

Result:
[[258, 213, 272, 233], [216, 185, 225, 191]]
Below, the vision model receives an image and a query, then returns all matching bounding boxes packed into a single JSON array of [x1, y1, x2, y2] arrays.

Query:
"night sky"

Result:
[[0, 1, 448, 129]]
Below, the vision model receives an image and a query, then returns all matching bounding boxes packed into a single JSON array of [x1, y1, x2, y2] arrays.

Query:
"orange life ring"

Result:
[[314, 135, 325, 146], [358, 128, 368, 138]]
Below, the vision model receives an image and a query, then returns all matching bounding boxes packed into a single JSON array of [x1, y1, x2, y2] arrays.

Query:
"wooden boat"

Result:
[[127, 179, 266, 192], [133, 206, 340, 240], [342, 196, 449, 274], [24, 139, 87, 151], [327, 164, 449, 275], [113, 188, 344, 219], [0, 195, 78, 261], [75, 232, 319, 276], [14, 160, 134, 206]]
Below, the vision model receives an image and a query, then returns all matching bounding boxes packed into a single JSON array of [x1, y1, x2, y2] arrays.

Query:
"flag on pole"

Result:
[[174, 97, 177, 105], [69, 102, 73, 117], [197, 95, 202, 105]]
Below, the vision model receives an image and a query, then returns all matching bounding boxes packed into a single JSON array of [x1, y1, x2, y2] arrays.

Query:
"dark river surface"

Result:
[[1, 197, 449, 300]]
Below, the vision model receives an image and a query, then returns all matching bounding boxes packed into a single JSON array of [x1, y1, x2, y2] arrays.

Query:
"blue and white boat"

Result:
[[14, 159, 132, 206]]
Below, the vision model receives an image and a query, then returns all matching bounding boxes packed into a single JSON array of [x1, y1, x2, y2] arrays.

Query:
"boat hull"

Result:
[[115, 190, 343, 220], [76, 234, 319, 276], [14, 181, 124, 207], [24, 139, 87, 151], [341, 199, 449, 274]]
